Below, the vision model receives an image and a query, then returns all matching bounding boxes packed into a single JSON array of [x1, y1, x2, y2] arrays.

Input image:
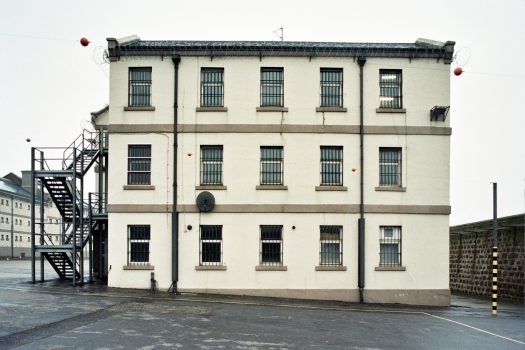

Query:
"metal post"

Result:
[[10, 195, 14, 258], [30, 148, 36, 283], [357, 56, 366, 303], [72, 148, 77, 287], [88, 193, 93, 283], [492, 182, 498, 316], [39, 153, 45, 282]]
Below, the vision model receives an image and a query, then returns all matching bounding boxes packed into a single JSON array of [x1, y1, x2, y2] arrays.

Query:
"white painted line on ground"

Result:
[[423, 312, 525, 345]]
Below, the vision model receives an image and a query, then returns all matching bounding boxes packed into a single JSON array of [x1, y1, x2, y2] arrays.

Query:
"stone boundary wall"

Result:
[[450, 225, 524, 302]]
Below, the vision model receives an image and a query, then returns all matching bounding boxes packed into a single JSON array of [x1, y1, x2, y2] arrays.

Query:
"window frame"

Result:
[[379, 147, 402, 187], [200, 145, 224, 185], [320, 68, 343, 107], [199, 225, 223, 266], [127, 144, 152, 185], [379, 69, 402, 109], [259, 225, 283, 266], [320, 146, 343, 186], [127, 225, 151, 265], [319, 226, 343, 266], [128, 67, 152, 107], [379, 226, 402, 267], [260, 146, 284, 185], [200, 68, 224, 107], [260, 67, 284, 107]]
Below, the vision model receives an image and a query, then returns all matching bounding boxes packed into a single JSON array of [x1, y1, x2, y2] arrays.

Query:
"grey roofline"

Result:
[[90, 105, 109, 118], [450, 213, 525, 235], [107, 37, 455, 64]]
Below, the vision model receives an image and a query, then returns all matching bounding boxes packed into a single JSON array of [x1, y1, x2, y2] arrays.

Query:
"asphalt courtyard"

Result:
[[0, 260, 523, 350]]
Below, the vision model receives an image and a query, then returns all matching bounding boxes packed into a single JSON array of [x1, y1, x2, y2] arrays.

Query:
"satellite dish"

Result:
[[196, 191, 215, 212]]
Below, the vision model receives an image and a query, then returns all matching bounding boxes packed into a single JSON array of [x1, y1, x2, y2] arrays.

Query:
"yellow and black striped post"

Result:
[[492, 246, 498, 315]]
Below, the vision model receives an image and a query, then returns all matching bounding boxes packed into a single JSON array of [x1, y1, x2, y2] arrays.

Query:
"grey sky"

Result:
[[0, 0, 523, 225]]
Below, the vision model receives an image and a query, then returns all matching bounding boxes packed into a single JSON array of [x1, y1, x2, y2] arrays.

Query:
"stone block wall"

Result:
[[450, 226, 524, 302]]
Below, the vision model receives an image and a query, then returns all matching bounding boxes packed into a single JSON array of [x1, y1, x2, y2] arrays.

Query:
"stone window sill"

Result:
[[315, 186, 348, 191], [256, 185, 288, 190], [255, 265, 287, 271], [376, 108, 406, 114], [124, 106, 155, 111], [375, 266, 406, 271], [315, 266, 347, 271], [256, 107, 289, 112], [316, 107, 347, 113], [123, 264, 154, 270], [195, 265, 227, 271], [375, 186, 406, 192], [196, 107, 228, 112], [123, 185, 155, 190], [196, 185, 227, 190]]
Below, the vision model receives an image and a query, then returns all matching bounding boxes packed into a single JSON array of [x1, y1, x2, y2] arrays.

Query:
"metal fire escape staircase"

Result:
[[31, 129, 108, 285]]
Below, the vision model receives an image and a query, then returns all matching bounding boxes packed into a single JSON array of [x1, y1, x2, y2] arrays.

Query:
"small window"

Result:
[[15, 236, 18, 242], [260, 68, 284, 107], [260, 146, 283, 185], [320, 146, 343, 186], [260, 225, 283, 266], [320, 69, 343, 107], [379, 226, 402, 266], [6, 218, 8, 224], [28, 220, 30, 226], [129, 67, 152, 107], [55, 236, 58, 242], [6, 200, 9, 206], [128, 225, 150, 265], [320, 226, 343, 266], [128, 145, 151, 185], [1, 199, 3, 205], [15, 219, 18, 225], [28, 236, 30, 242], [1, 217, 3, 223], [200, 145, 223, 185], [379, 70, 402, 109], [379, 147, 401, 186], [28, 204, 30, 210], [199, 225, 223, 266], [1, 234, 3, 241], [15, 202, 18, 208], [6, 235, 8, 241], [201, 68, 224, 107]]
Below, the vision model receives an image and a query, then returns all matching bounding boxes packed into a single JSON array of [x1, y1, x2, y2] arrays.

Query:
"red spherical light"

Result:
[[80, 37, 90, 47], [454, 67, 463, 76]]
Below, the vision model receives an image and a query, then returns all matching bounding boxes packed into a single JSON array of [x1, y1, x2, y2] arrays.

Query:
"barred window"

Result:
[[379, 147, 401, 186], [260, 68, 284, 107], [379, 70, 402, 109], [379, 226, 401, 266], [128, 225, 150, 264], [260, 225, 283, 266], [1, 234, 3, 240], [201, 68, 224, 107], [129, 67, 152, 107], [320, 226, 342, 266], [320, 146, 343, 186], [128, 145, 151, 185], [200, 225, 223, 266], [260, 146, 283, 185], [320, 69, 343, 107], [200, 145, 223, 185]]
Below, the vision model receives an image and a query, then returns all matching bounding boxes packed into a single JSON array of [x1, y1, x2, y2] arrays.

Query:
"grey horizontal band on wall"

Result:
[[108, 204, 451, 215], [108, 124, 452, 136]]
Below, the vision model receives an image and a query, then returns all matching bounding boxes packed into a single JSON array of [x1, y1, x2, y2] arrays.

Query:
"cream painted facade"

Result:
[[100, 37, 454, 305]]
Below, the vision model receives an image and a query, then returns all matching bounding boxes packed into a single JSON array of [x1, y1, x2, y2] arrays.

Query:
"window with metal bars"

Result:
[[128, 67, 152, 107], [128, 225, 150, 265], [128, 145, 151, 185], [200, 225, 223, 265], [379, 147, 401, 186], [260, 225, 283, 266], [320, 226, 342, 266], [201, 68, 224, 107], [260, 68, 284, 107], [320, 68, 343, 107], [379, 226, 401, 266], [260, 146, 283, 185], [320, 146, 343, 186], [379, 69, 402, 109], [200, 145, 223, 185]]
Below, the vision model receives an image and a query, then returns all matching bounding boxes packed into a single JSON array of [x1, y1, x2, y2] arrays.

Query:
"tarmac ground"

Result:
[[0, 259, 523, 349]]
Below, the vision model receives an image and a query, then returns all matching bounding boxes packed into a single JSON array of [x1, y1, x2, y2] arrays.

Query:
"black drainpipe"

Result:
[[357, 56, 366, 303], [171, 54, 181, 293]]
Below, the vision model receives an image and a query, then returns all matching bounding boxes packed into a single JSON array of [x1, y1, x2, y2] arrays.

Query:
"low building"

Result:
[[0, 172, 61, 258]]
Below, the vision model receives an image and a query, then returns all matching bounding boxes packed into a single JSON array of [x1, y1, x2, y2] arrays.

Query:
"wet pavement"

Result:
[[0, 260, 523, 349]]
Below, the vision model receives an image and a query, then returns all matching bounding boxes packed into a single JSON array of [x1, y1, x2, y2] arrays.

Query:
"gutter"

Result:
[[171, 55, 181, 293], [357, 56, 366, 303]]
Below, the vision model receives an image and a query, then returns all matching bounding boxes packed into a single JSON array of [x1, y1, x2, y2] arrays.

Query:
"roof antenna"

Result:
[[273, 27, 283, 41]]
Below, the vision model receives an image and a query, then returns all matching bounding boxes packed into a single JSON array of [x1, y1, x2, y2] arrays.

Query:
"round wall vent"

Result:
[[196, 191, 215, 212]]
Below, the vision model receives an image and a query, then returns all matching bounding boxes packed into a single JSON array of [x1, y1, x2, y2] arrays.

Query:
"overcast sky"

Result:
[[0, 0, 523, 225]]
